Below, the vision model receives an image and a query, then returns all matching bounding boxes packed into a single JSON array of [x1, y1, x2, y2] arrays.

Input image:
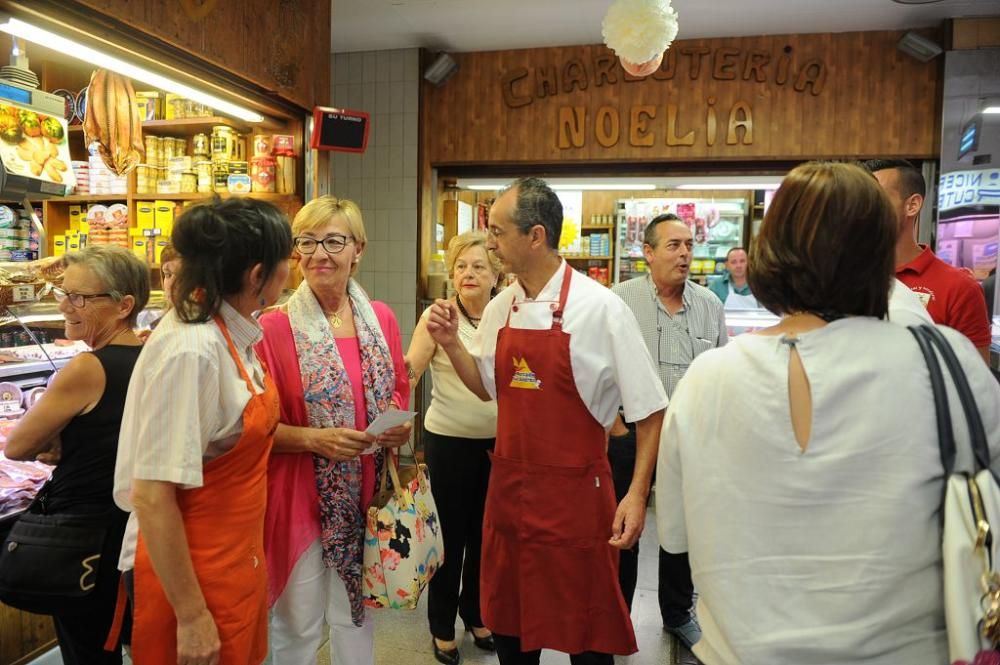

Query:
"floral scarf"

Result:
[[286, 279, 395, 625]]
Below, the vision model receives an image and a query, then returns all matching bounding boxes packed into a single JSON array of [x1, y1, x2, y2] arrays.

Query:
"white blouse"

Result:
[[422, 306, 498, 439], [469, 261, 668, 428], [114, 301, 265, 570], [656, 317, 1000, 665]]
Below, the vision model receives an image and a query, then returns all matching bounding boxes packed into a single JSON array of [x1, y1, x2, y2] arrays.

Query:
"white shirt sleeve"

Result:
[[121, 346, 221, 492], [610, 298, 668, 423], [657, 379, 688, 554], [469, 293, 509, 401]]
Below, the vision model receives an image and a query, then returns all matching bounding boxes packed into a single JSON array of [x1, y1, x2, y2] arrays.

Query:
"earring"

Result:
[[259, 296, 266, 306]]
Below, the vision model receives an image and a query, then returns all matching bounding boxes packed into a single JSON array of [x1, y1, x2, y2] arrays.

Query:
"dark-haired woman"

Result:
[[115, 197, 292, 665], [655, 162, 1000, 665]]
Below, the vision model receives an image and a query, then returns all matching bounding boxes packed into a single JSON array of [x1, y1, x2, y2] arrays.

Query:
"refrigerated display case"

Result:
[[615, 197, 747, 284], [725, 307, 779, 337]]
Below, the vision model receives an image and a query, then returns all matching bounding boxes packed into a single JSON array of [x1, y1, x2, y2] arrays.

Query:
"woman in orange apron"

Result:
[[482, 264, 636, 665], [114, 198, 292, 665]]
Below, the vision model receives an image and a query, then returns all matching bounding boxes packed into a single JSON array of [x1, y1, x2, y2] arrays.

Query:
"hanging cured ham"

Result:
[[83, 69, 144, 176]]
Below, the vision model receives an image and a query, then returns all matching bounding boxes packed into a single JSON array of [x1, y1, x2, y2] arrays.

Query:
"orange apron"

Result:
[[481, 264, 637, 655], [131, 315, 279, 665]]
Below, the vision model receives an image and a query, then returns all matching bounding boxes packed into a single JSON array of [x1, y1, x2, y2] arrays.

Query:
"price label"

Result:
[[0, 400, 20, 414], [11, 285, 34, 302]]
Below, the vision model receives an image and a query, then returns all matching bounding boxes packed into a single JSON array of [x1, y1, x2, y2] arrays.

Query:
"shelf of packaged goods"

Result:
[[140, 117, 252, 137], [580, 224, 615, 231], [562, 255, 613, 261], [40, 194, 128, 203], [133, 192, 297, 203]]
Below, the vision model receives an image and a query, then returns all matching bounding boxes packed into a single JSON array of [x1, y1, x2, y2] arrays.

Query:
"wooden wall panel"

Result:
[[64, 0, 330, 110], [423, 31, 940, 165]]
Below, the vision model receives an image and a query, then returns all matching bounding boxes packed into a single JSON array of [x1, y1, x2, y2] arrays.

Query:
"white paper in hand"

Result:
[[365, 410, 417, 436]]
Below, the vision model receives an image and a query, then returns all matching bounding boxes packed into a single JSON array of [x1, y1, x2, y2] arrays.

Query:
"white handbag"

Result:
[[911, 325, 1000, 663], [361, 449, 444, 609]]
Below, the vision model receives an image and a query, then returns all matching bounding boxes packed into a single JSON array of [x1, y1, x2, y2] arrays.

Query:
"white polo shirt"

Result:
[[468, 261, 667, 428]]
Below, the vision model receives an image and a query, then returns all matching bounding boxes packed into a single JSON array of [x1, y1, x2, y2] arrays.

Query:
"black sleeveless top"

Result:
[[39, 344, 142, 513]]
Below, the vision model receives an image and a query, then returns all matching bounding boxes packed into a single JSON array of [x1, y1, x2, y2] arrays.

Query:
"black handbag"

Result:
[[0, 506, 109, 615]]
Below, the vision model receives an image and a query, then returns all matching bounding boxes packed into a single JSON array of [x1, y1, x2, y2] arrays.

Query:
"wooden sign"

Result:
[[423, 31, 940, 164]]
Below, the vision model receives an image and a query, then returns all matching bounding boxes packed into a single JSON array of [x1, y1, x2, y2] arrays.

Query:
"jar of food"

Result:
[[180, 171, 197, 193], [228, 160, 248, 176], [196, 161, 213, 193], [250, 157, 276, 193], [162, 137, 177, 161], [183, 99, 195, 118], [211, 126, 235, 161], [170, 97, 187, 120], [192, 133, 209, 158], [253, 135, 273, 157], [144, 136, 161, 167]]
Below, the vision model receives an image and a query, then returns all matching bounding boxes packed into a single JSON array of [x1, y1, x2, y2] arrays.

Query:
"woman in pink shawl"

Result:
[[255, 196, 410, 665]]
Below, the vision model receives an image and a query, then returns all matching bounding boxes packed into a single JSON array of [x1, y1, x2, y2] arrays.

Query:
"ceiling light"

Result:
[[984, 106, 1000, 114], [676, 183, 779, 190], [0, 16, 264, 122], [890, 0, 945, 4], [550, 184, 656, 191]]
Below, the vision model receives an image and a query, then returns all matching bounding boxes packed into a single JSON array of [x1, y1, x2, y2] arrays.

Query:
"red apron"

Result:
[[131, 315, 279, 665], [481, 264, 637, 655]]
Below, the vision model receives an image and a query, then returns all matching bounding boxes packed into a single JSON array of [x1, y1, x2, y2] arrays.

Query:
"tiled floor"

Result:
[[316, 509, 699, 665]]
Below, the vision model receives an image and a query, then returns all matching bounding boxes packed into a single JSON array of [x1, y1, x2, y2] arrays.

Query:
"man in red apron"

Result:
[[428, 178, 668, 665]]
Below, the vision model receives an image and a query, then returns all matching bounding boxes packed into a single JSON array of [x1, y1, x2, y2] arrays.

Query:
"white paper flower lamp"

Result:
[[602, 0, 679, 77]]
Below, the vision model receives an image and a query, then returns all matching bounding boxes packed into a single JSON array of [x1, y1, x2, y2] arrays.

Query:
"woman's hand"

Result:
[[377, 421, 412, 449], [34, 436, 61, 465], [310, 427, 376, 461], [176, 607, 221, 665]]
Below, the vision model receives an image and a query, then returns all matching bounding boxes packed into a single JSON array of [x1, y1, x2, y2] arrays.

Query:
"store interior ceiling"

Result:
[[331, 0, 997, 53]]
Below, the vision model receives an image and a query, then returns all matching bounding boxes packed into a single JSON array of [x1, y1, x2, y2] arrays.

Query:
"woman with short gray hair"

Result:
[[5, 245, 149, 664]]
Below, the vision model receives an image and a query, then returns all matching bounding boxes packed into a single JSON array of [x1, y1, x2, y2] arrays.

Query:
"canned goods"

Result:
[[228, 160, 248, 175], [251, 157, 276, 193], [213, 163, 229, 192], [196, 161, 213, 193], [180, 172, 197, 193], [253, 135, 273, 157], [162, 137, 177, 161]]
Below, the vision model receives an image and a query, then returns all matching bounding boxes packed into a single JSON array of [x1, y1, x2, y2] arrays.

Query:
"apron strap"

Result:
[[551, 263, 573, 329], [213, 314, 256, 395], [103, 576, 128, 652]]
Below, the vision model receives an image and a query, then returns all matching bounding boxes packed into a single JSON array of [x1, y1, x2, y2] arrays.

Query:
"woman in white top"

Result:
[[406, 231, 501, 664], [115, 198, 292, 665], [656, 162, 1000, 665]]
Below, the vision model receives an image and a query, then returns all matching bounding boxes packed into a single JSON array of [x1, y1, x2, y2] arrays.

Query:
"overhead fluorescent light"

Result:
[[0, 16, 264, 123], [984, 106, 1000, 115], [677, 183, 779, 190], [550, 184, 655, 191], [465, 183, 656, 191]]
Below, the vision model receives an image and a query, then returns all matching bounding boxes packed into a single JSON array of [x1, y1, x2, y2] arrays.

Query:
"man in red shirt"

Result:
[[866, 159, 991, 362]]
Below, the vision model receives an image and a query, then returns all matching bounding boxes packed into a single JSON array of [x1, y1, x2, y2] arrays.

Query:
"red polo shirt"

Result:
[[896, 245, 991, 348]]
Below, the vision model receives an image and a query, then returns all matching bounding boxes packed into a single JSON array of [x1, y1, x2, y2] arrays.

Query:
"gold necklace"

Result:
[[327, 300, 350, 328]]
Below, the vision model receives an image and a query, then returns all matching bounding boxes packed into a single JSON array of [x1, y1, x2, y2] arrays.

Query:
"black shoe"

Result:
[[463, 623, 496, 652], [432, 638, 461, 665]]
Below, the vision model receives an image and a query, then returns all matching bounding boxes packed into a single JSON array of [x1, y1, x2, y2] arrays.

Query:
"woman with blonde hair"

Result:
[[256, 195, 411, 665], [406, 231, 502, 664]]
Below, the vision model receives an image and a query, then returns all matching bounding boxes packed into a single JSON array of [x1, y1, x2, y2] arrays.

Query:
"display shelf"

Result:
[[136, 192, 296, 202], [563, 255, 613, 260], [581, 224, 615, 230], [141, 117, 251, 137], [40, 194, 127, 203], [0, 357, 71, 380]]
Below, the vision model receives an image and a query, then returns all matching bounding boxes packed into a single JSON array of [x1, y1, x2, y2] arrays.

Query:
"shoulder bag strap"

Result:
[[909, 325, 957, 476], [921, 324, 991, 472]]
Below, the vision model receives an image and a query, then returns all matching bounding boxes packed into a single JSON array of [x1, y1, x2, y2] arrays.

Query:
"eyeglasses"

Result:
[[53, 287, 116, 308], [293, 234, 354, 255]]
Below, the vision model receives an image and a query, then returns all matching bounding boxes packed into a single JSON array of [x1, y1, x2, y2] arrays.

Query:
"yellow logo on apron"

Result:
[[510, 357, 542, 390]]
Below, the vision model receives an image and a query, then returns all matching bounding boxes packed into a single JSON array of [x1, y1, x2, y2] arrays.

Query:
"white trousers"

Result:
[[270, 539, 374, 665]]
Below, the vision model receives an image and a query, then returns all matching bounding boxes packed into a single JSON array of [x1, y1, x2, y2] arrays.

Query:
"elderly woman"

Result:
[[656, 162, 1000, 665], [115, 197, 292, 665], [405, 231, 500, 664], [255, 195, 411, 665], [6, 246, 149, 665]]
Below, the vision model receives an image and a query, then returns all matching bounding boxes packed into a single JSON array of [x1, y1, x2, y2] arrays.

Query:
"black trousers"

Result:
[[494, 633, 613, 665], [424, 430, 494, 641], [607, 423, 694, 626]]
